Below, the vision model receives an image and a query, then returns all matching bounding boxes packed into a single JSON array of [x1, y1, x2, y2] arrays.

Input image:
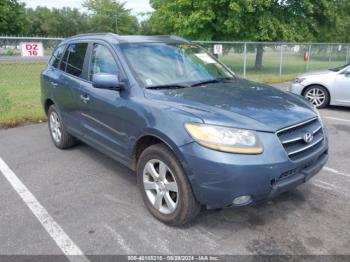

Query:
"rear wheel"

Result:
[[303, 85, 330, 108], [48, 105, 76, 149], [137, 144, 201, 226]]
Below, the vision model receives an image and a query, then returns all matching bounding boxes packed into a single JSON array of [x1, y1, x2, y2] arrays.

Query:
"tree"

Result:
[[47, 8, 89, 37], [25, 7, 52, 36], [147, 0, 349, 70], [139, 12, 170, 35], [0, 0, 27, 35], [83, 0, 138, 34], [25, 7, 89, 37]]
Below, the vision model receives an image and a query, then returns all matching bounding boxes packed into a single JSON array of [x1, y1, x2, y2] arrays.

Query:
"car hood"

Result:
[[145, 79, 317, 132], [298, 70, 335, 77]]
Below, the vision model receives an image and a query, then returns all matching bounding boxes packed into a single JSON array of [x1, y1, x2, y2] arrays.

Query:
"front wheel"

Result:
[[137, 144, 201, 226], [303, 85, 330, 108]]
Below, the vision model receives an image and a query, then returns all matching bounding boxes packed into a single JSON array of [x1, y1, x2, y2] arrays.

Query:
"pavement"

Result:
[[1, 82, 350, 257]]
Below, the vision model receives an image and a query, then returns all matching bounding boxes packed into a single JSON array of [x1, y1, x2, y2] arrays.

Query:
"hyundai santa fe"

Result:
[[41, 33, 328, 225]]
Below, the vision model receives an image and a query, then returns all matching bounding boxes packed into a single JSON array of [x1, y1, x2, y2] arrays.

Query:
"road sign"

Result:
[[213, 44, 223, 55], [20, 42, 44, 57]]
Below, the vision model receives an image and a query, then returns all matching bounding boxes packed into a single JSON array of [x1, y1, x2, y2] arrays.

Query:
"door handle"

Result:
[[50, 81, 58, 88], [80, 94, 90, 103]]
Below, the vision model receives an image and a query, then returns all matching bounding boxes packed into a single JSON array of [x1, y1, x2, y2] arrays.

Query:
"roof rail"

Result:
[[169, 35, 190, 42], [65, 32, 118, 39]]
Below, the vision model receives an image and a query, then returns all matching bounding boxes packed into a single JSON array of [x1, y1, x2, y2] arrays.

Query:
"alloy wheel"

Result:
[[305, 88, 326, 107], [143, 159, 179, 214], [49, 111, 62, 144]]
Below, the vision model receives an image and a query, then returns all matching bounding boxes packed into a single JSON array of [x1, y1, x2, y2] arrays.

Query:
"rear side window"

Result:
[[60, 43, 88, 78], [49, 45, 65, 68]]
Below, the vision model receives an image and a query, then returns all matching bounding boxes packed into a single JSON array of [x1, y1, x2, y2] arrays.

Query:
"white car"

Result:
[[289, 63, 350, 108]]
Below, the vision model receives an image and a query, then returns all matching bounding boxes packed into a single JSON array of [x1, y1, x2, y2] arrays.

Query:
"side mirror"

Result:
[[92, 73, 124, 90]]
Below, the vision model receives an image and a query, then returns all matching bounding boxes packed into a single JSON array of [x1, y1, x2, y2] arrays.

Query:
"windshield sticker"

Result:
[[177, 44, 196, 49], [146, 79, 153, 86], [194, 53, 216, 64]]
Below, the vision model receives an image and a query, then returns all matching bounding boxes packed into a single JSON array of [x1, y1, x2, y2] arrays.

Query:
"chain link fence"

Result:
[[0, 36, 349, 125], [0, 37, 62, 125], [1, 36, 349, 87], [195, 41, 350, 82]]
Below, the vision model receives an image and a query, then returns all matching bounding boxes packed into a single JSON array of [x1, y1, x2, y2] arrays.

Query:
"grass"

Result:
[[0, 53, 347, 127], [220, 52, 346, 83], [0, 63, 46, 127]]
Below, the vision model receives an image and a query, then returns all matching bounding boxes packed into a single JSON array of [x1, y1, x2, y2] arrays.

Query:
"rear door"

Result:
[[58, 42, 90, 136], [41, 44, 66, 107]]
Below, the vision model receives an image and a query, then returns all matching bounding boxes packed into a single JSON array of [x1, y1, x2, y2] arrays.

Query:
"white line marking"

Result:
[[324, 166, 350, 178], [104, 224, 133, 253], [0, 158, 88, 261], [312, 182, 334, 191], [324, 116, 350, 123], [314, 179, 339, 189]]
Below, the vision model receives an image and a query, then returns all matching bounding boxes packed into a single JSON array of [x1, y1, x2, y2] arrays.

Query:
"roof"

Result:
[[63, 33, 190, 44]]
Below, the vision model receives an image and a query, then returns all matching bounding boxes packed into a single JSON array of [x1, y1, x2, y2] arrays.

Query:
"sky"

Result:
[[20, 0, 153, 15]]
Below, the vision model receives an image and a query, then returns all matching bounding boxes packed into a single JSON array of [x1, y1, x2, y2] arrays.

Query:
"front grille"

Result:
[[276, 117, 325, 161]]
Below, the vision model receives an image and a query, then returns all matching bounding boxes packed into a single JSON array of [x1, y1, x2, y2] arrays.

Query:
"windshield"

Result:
[[329, 63, 350, 72], [120, 43, 234, 87]]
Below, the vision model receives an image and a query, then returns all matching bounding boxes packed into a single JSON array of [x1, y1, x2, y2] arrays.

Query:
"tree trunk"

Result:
[[254, 45, 264, 70]]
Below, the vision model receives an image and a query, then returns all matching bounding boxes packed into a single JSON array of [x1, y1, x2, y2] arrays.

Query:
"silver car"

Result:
[[289, 63, 350, 108]]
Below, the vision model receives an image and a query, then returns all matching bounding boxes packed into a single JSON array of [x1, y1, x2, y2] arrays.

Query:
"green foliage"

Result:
[[0, 0, 27, 35], [1, 0, 139, 37], [147, 0, 349, 43], [83, 0, 138, 34], [24, 7, 90, 37], [146, 0, 350, 70]]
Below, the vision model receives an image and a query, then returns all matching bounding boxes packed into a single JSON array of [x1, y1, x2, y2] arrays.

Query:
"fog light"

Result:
[[232, 195, 252, 206]]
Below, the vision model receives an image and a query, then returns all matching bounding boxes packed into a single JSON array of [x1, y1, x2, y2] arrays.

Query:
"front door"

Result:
[[334, 70, 350, 105], [78, 43, 130, 163]]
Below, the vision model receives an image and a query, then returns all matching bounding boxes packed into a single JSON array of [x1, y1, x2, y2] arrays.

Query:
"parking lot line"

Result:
[[323, 116, 350, 123], [312, 182, 334, 191], [104, 224, 133, 253], [324, 166, 350, 178], [0, 157, 88, 261]]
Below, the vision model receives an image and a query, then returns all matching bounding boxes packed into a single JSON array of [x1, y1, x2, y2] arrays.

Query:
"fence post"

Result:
[[328, 45, 333, 67], [279, 44, 283, 77], [306, 45, 312, 71], [346, 45, 349, 64], [243, 43, 247, 78]]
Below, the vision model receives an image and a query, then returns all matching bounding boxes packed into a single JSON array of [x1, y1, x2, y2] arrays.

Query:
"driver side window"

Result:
[[89, 44, 120, 81]]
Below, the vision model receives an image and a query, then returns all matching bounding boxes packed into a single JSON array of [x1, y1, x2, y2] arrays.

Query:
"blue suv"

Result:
[[41, 33, 328, 225]]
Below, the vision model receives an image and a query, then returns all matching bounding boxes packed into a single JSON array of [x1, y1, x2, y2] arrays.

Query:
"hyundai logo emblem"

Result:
[[303, 132, 314, 144]]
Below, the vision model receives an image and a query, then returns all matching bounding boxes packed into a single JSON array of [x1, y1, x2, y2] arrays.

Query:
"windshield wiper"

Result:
[[145, 84, 189, 90], [190, 77, 236, 87]]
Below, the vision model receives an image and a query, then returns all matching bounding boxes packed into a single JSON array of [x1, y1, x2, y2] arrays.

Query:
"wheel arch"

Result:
[[131, 131, 187, 172], [302, 84, 331, 103], [44, 98, 55, 116]]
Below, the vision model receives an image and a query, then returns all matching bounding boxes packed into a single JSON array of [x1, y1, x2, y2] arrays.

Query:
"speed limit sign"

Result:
[[20, 42, 44, 57]]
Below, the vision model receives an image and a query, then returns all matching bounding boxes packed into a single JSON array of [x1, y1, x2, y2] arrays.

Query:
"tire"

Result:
[[303, 85, 330, 109], [48, 105, 76, 149], [137, 143, 201, 226]]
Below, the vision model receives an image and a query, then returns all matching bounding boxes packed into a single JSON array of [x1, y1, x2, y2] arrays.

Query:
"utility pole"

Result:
[[115, 6, 118, 34]]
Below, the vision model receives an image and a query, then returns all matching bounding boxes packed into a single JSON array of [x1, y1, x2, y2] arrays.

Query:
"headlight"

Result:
[[293, 77, 306, 84], [185, 123, 263, 154]]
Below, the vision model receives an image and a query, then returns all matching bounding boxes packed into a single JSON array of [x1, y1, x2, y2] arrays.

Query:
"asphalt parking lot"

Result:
[[0, 83, 350, 257]]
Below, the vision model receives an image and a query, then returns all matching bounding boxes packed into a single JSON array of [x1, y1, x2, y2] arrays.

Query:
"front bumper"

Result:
[[179, 132, 328, 208], [289, 82, 305, 95]]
